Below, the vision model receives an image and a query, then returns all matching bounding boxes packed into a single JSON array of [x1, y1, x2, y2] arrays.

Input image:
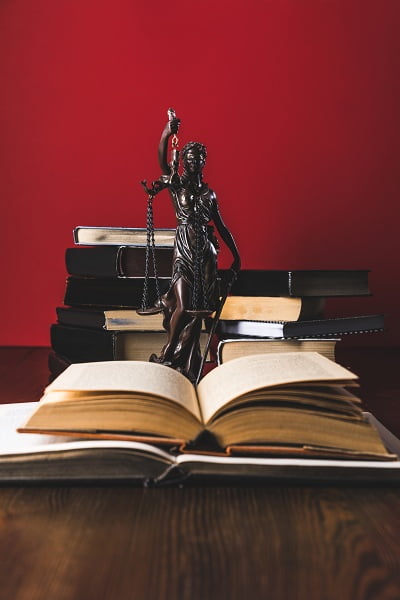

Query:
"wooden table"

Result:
[[1, 346, 400, 600]]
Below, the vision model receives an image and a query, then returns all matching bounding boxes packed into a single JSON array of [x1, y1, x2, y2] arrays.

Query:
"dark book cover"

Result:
[[48, 351, 72, 381], [56, 306, 110, 329], [64, 276, 170, 308], [50, 324, 119, 362], [218, 269, 371, 297], [217, 315, 384, 339], [65, 246, 173, 278]]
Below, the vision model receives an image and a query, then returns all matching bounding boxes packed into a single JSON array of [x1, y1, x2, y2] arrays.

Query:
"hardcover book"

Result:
[[18, 353, 393, 461], [56, 306, 166, 331], [217, 338, 339, 364], [2, 403, 400, 484], [217, 315, 384, 339], [50, 324, 209, 363], [218, 296, 325, 322], [65, 246, 173, 278], [73, 226, 176, 247], [64, 276, 170, 308], [218, 269, 371, 297]]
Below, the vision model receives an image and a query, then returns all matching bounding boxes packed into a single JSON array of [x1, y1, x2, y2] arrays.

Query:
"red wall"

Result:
[[0, 0, 399, 346]]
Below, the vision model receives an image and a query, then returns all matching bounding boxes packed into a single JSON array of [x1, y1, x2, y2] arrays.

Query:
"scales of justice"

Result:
[[138, 109, 240, 384]]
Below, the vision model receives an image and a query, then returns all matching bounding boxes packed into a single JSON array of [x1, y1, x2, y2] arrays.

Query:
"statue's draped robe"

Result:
[[154, 182, 219, 381]]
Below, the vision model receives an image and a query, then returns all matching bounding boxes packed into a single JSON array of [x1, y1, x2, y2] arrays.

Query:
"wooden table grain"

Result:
[[1, 346, 400, 600]]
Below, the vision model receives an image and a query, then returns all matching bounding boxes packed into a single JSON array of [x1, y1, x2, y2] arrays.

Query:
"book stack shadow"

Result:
[[214, 269, 384, 365], [49, 226, 178, 379]]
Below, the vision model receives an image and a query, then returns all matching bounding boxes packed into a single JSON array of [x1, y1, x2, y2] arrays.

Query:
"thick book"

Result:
[[18, 353, 394, 461], [218, 269, 371, 297], [50, 324, 209, 362], [1, 403, 400, 484], [64, 276, 170, 308], [218, 296, 325, 321], [65, 246, 173, 278], [73, 226, 176, 247], [56, 306, 166, 331], [217, 338, 339, 364], [217, 315, 384, 339]]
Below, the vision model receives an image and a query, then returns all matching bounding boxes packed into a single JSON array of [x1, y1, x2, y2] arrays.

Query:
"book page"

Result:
[[0, 402, 175, 463], [197, 352, 358, 424], [45, 361, 201, 421]]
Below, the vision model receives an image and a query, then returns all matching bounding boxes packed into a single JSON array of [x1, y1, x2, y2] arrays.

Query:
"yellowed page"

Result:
[[45, 361, 201, 421], [197, 352, 358, 424], [218, 296, 302, 320]]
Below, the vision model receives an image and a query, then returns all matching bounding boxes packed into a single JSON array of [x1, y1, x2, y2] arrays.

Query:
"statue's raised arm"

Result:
[[158, 109, 180, 175]]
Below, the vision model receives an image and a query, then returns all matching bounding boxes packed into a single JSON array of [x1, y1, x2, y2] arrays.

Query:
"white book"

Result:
[[73, 226, 176, 247]]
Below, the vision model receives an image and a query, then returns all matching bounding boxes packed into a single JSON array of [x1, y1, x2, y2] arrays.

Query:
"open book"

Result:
[[3, 403, 400, 484], [19, 352, 394, 460]]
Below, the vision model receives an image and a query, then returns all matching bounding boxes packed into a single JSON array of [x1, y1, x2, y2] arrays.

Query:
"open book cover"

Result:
[[17, 352, 396, 462], [2, 402, 400, 485]]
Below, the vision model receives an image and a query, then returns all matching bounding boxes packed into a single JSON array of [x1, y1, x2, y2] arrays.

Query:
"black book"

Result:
[[217, 315, 384, 339], [65, 246, 173, 278], [64, 276, 170, 308], [218, 269, 371, 297], [50, 324, 208, 363], [50, 324, 166, 362]]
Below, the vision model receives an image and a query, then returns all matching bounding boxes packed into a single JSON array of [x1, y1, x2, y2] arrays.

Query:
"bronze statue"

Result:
[[140, 110, 240, 383]]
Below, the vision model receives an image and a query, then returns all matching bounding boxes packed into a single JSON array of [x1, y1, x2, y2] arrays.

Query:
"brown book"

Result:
[[217, 338, 338, 364], [56, 307, 208, 332], [18, 353, 394, 460], [218, 296, 325, 321], [56, 307, 167, 331], [1, 403, 399, 484]]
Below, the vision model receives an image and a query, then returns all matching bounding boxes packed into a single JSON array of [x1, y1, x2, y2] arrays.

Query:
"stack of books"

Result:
[[49, 226, 384, 378], [49, 226, 177, 378], [215, 269, 384, 364]]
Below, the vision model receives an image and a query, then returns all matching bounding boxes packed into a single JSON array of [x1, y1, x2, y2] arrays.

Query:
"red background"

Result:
[[0, 0, 399, 347]]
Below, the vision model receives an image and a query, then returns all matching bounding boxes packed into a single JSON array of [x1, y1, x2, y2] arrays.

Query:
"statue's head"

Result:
[[182, 141, 207, 175]]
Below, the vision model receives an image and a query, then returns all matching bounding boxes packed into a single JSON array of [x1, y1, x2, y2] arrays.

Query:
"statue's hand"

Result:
[[167, 116, 180, 136]]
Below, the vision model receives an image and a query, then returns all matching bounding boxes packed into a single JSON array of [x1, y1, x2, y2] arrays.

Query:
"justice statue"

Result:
[[140, 109, 240, 383]]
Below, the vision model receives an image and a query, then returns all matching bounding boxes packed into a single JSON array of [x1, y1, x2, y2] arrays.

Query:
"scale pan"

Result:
[[136, 307, 164, 315]]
